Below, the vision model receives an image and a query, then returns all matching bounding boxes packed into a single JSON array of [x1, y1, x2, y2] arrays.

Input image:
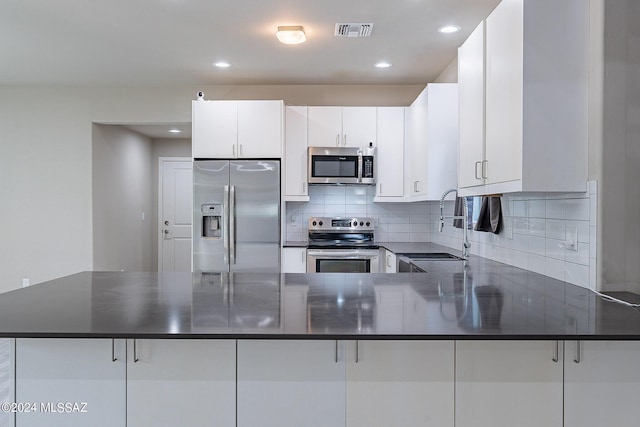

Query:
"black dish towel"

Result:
[[474, 196, 502, 234]]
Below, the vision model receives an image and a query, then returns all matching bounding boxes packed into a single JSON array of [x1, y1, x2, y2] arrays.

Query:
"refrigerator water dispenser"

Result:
[[201, 204, 223, 238]]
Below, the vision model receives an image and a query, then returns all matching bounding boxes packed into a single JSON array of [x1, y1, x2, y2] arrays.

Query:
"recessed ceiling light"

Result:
[[214, 61, 231, 68], [437, 25, 461, 34], [169, 129, 181, 134], [375, 61, 392, 69], [276, 26, 306, 45]]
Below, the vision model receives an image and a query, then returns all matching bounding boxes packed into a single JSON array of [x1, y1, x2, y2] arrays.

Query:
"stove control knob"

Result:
[[312, 221, 317, 226], [318, 221, 323, 226], [359, 221, 364, 226], [352, 221, 358, 227], [365, 221, 371, 227]]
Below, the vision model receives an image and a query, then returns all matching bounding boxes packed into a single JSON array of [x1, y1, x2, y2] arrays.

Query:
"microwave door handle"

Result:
[[357, 154, 363, 183]]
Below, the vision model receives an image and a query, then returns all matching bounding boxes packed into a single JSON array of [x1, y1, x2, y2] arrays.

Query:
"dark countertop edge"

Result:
[[3, 333, 640, 341]]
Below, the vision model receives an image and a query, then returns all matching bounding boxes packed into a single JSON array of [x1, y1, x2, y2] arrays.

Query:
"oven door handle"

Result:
[[307, 250, 379, 258]]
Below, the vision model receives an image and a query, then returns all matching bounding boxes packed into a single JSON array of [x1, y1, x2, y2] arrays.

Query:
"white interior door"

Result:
[[159, 158, 192, 272]]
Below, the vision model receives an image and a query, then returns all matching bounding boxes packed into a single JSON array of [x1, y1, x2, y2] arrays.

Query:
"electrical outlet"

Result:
[[22, 278, 30, 287], [565, 226, 579, 251]]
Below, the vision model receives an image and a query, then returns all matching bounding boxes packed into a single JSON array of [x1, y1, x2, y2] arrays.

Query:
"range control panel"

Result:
[[308, 217, 374, 232]]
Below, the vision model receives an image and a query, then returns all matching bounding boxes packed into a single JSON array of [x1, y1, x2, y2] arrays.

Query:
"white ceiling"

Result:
[[1, 0, 500, 86], [3, 0, 500, 139]]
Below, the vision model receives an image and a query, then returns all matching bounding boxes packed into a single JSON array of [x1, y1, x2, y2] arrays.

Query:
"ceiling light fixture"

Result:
[[169, 129, 181, 134], [375, 61, 392, 69], [276, 26, 306, 45], [437, 25, 461, 34], [214, 61, 231, 68]]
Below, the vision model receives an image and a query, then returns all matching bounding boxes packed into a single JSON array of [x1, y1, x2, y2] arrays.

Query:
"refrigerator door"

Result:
[[193, 160, 230, 272], [229, 160, 281, 272]]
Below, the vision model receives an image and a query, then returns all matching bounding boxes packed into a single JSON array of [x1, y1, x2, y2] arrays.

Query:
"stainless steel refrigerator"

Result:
[[193, 160, 280, 272]]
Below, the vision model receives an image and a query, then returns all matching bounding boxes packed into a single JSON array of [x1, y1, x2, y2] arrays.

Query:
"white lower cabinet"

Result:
[[564, 340, 640, 427], [346, 340, 454, 427], [281, 247, 307, 273], [237, 340, 346, 427], [15, 338, 126, 427], [126, 339, 235, 427], [455, 340, 563, 427]]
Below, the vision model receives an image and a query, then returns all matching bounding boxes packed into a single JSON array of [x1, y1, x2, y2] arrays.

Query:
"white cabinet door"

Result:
[[237, 100, 283, 158], [458, 20, 486, 189], [308, 106, 343, 147], [346, 340, 454, 427], [237, 340, 346, 427], [192, 100, 237, 158], [456, 340, 563, 427], [380, 248, 397, 273], [375, 107, 405, 198], [15, 338, 126, 427], [564, 341, 640, 427], [342, 107, 377, 147], [283, 106, 309, 199], [405, 88, 429, 198], [484, 0, 523, 185], [127, 339, 235, 427], [281, 247, 307, 273]]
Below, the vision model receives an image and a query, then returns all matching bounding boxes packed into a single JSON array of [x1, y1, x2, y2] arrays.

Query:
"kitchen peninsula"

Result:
[[2, 254, 640, 427]]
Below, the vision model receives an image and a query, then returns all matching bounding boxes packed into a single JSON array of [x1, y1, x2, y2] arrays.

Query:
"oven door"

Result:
[[307, 249, 380, 273]]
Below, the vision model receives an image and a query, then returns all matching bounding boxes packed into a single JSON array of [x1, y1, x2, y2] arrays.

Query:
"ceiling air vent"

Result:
[[335, 23, 374, 38]]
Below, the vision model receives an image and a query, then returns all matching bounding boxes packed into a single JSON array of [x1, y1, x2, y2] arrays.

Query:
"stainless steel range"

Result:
[[307, 217, 379, 273]]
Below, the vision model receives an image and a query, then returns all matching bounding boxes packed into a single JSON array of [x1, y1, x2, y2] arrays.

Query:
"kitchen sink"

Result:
[[398, 252, 465, 261]]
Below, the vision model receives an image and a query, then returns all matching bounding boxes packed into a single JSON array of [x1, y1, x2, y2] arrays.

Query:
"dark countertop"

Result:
[[1, 260, 640, 339]]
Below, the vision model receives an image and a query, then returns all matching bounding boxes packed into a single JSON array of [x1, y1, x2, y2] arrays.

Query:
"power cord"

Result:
[[590, 290, 640, 308]]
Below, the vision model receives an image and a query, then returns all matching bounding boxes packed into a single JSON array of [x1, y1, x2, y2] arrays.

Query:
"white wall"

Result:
[[92, 124, 153, 271], [0, 84, 422, 293]]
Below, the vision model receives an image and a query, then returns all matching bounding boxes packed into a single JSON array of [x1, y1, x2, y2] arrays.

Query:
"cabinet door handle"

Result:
[[301, 251, 305, 263], [481, 160, 488, 179], [475, 161, 482, 180], [414, 181, 420, 193], [335, 340, 339, 363], [378, 183, 382, 195], [355, 341, 359, 363], [343, 134, 347, 146], [232, 144, 236, 157], [112, 338, 117, 362], [133, 339, 140, 363], [240, 144, 244, 157], [386, 254, 391, 268], [552, 341, 559, 363], [574, 340, 581, 364], [336, 134, 340, 146]]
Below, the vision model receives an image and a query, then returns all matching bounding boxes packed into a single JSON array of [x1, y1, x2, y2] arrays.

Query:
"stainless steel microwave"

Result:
[[307, 146, 375, 185]]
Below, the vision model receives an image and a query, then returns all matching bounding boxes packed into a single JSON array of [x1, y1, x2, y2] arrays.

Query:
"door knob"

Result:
[[164, 220, 169, 225], [164, 229, 171, 234]]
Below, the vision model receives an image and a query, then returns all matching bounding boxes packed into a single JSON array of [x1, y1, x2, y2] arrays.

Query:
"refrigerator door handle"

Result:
[[223, 185, 230, 265], [230, 185, 236, 264]]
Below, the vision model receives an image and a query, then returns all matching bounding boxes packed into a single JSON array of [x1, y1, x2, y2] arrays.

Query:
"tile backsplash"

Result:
[[285, 181, 598, 290]]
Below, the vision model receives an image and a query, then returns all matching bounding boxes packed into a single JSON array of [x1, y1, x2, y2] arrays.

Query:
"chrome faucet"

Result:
[[439, 188, 470, 259]]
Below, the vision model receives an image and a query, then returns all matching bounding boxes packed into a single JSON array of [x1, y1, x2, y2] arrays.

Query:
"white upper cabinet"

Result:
[[458, 0, 589, 196], [192, 100, 283, 159], [405, 83, 459, 201], [283, 106, 309, 201], [374, 107, 405, 199], [308, 106, 376, 147], [458, 21, 486, 189]]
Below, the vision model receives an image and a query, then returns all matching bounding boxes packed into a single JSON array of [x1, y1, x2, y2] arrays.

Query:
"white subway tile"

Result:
[[528, 199, 546, 218], [565, 198, 590, 221], [324, 205, 346, 216], [388, 223, 411, 233], [410, 223, 430, 233], [565, 262, 590, 288], [565, 243, 589, 266], [544, 258, 566, 281], [589, 262, 597, 291], [546, 199, 566, 219], [513, 250, 529, 270], [527, 218, 546, 237], [529, 236, 547, 257], [545, 219, 566, 240], [545, 239, 566, 261], [410, 233, 430, 243], [590, 194, 597, 225], [513, 200, 527, 217], [387, 232, 411, 242], [513, 218, 529, 235], [512, 233, 529, 252], [528, 254, 547, 275]]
